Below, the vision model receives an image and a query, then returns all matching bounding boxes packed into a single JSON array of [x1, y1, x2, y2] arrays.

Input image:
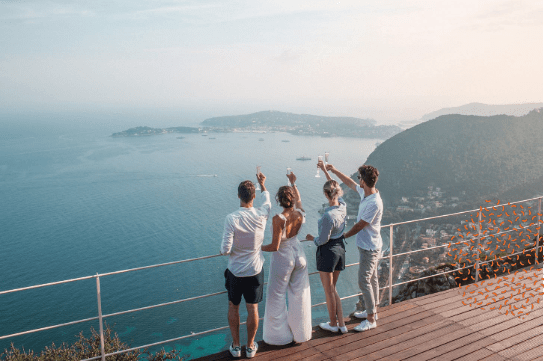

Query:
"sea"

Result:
[[0, 116, 387, 359]]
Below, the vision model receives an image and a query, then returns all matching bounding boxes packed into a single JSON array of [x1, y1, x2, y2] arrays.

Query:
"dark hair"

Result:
[[276, 186, 295, 208], [358, 165, 379, 188], [323, 180, 343, 199], [238, 180, 255, 203]]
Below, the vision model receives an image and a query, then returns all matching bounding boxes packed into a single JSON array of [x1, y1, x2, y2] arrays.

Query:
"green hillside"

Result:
[[363, 109, 543, 206]]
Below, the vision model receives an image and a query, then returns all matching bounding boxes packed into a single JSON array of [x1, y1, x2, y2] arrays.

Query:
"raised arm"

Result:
[[327, 164, 358, 192], [262, 215, 283, 252], [317, 160, 333, 181], [287, 172, 304, 211]]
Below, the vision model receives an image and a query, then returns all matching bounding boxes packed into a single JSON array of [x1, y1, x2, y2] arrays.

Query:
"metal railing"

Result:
[[0, 197, 541, 361]]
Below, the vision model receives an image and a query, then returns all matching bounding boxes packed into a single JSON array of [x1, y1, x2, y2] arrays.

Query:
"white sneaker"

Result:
[[229, 343, 241, 358], [353, 310, 378, 320], [339, 325, 348, 334], [319, 322, 339, 332], [246, 342, 258, 359], [354, 319, 377, 332]]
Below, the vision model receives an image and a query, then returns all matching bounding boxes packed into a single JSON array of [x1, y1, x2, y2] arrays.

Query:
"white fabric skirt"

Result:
[[263, 237, 312, 345]]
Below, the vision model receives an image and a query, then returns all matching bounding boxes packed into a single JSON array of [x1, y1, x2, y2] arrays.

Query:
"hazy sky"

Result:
[[0, 0, 542, 122]]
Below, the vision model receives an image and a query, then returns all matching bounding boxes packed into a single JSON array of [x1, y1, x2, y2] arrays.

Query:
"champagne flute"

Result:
[[255, 165, 261, 191], [286, 167, 292, 186], [325, 152, 329, 165], [315, 156, 323, 178]]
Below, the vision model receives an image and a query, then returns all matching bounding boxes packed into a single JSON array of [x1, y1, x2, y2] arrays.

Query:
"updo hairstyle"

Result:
[[323, 180, 343, 200], [276, 186, 295, 208]]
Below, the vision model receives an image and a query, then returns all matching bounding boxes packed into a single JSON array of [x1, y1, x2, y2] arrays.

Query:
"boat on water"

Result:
[[296, 156, 311, 161], [202, 134, 208, 136], [281, 140, 290, 142]]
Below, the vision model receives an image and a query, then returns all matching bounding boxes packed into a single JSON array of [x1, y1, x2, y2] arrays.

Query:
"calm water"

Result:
[[0, 118, 382, 359]]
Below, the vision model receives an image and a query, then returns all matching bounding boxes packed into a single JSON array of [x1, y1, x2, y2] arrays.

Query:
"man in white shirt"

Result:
[[221, 173, 270, 358], [326, 163, 383, 332]]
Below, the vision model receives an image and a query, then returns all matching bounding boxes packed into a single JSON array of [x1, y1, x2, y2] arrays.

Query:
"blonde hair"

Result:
[[323, 180, 343, 199]]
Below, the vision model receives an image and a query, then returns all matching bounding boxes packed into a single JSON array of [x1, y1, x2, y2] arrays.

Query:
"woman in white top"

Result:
[[261, 172, 312, 345]]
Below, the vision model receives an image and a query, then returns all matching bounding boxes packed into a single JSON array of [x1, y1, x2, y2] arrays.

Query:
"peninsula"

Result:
[[111, 111, 402, 139]]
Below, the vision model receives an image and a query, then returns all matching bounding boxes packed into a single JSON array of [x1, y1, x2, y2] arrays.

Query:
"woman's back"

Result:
[[277, 208, 305, 239]]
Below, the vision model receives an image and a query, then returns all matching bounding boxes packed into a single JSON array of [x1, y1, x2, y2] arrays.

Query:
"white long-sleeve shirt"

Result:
[[221, 191, 272, 277]]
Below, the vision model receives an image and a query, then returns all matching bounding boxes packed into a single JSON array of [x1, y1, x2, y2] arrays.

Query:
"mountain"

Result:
[[420, 102, 543, 121], [357, 109, 543, 209], [201, 110, 376, 127], [398, 102, 543, 129]]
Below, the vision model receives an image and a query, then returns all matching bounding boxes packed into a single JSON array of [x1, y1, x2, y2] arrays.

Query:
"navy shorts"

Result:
[[316, 236, 346, 272], [224, 268, 264, 305]]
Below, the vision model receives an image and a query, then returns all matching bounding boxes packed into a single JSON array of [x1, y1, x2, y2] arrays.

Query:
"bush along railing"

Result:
[[0, 197, 541, 361]]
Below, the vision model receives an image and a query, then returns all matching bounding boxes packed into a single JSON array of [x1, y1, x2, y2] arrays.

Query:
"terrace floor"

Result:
[[194, 264, 543, 361]]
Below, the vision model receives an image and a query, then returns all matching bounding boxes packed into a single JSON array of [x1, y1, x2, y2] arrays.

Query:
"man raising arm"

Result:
[[326, 163, 383, 332]]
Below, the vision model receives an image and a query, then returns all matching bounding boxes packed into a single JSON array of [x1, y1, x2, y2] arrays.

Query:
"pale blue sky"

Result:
[[0, 0, 542, 122]]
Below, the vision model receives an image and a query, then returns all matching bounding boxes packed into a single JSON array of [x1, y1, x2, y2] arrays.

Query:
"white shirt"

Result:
[[221, 191, 272, 277], [356, 185, 383, 251]]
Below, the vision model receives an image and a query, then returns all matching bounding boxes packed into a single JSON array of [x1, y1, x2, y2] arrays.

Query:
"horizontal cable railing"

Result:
[[1, 197, 541, 361]]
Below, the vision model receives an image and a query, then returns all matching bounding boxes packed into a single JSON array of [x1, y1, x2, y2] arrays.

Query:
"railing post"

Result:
[[475, 209, 482, 282], [537, 198, 542, 266], [389, 225, 393, 306], [96, 274, 106, 361]]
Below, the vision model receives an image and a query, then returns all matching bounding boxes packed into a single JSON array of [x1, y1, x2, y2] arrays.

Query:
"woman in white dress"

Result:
[[261, 172, 312, 345]]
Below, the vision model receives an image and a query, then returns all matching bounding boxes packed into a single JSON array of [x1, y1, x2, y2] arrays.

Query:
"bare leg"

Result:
[[319, 271, 338, 326], [332, 271, 345, 327], [246, 303, 259, 348], [228, 301, 240, 347]]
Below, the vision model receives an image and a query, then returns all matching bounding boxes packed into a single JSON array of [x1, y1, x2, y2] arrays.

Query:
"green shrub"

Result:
[[0, 325, 182, 361]]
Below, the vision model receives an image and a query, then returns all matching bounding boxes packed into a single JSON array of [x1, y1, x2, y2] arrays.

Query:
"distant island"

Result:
[[111, 110, 402, 139]]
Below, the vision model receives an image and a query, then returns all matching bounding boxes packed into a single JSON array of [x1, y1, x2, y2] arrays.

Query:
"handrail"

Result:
[[1, 196, 541, 361]]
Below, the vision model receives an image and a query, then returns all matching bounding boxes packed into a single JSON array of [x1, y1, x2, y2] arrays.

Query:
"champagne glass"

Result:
[[315, 156, 323, 178], [286, 167, 292, 186], [255, 165, 261, 190], [325, 152, 329, 165]]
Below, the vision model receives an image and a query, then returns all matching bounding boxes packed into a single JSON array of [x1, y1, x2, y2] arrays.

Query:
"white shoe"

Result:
[[339, 325, 348, 334], [229, 343, 241, 358], [354, 319, 377, 332], [319, 322, 339, 332], [353, 310, 378, 320], [246, 342, 258, 358]]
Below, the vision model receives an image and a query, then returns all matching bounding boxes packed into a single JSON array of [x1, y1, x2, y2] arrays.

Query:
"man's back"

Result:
[[221, 191, 271, 277]]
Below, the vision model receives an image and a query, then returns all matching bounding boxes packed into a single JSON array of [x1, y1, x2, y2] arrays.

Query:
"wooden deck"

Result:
[[195, 265, 543, 361]]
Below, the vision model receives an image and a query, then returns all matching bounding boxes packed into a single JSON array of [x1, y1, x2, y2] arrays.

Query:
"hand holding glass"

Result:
[[286, 167, 292, 186], [255, 166, 261, 190], [315, 156, 323, 178]]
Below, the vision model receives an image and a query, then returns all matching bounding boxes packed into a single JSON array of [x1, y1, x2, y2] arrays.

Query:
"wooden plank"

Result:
[[497, 335, 543, 359], [478, 308, 543, 336], [458, 301, 543, 333], [515, 345, 544, 361], [451, 348, 495, 361], [415, 332, 503, 361], [478, 353, 509, 361], [400, 328, 494, 361], [348, 321, 463, 361], [367, 326, 475, 360], [299, 352, 330, 361], [485, 319, 543, 352]]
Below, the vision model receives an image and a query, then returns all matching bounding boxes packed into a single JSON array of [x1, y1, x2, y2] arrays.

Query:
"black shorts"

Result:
[[224, 268, 264, 305], [316, 236, 346, 272]]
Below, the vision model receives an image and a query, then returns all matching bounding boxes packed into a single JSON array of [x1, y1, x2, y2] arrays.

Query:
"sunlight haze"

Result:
[[0, 0, 542, 122]]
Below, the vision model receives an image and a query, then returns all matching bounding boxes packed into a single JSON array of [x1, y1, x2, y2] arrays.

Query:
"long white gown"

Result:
[[263, 210, 312, 345]]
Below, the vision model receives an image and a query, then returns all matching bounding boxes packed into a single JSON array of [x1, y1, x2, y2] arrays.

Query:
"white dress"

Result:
[[263, 209, 312, 345]]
